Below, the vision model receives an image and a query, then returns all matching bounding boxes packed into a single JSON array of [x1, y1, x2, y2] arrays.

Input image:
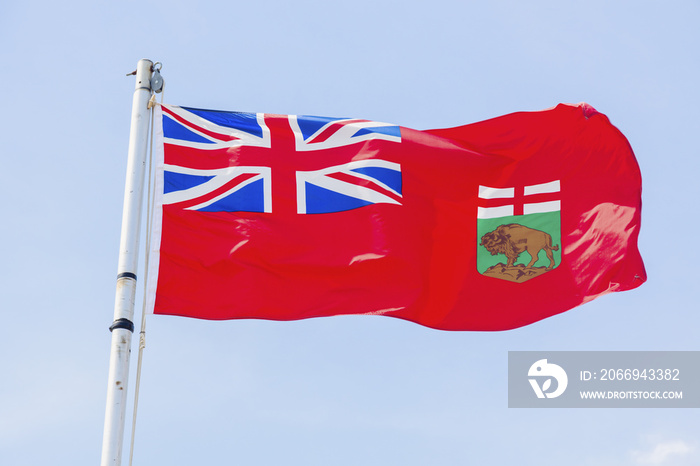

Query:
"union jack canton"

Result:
[[160, 104, 403, 215]]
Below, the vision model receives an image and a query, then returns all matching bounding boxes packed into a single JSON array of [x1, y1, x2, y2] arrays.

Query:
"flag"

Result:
[[146, 103, 646, 331]]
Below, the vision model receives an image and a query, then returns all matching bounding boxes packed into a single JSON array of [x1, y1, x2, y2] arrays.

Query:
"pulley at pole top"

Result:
[[126, 60, 164, 94], [150, 62, 164, 93]]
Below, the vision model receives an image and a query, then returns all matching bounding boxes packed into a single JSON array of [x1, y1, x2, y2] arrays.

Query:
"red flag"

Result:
[[146, 103, 645, 330]]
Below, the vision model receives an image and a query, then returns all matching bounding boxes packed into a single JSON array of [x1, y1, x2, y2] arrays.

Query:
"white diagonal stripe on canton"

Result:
[[478, 185, 514, 199], [477, 205, 514, 219], [524, 180, 560, 196], [523, 200, 561, 215]]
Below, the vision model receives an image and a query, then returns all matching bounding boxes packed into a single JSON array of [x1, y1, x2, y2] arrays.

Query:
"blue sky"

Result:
[[1, 1, 698, 465]]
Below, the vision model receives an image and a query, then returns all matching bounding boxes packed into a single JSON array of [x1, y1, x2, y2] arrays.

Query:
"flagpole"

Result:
[[101, 58, 154, 466]]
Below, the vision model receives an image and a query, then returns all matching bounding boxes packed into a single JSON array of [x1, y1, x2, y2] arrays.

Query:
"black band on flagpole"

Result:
[[109, 318, 135, 333], [117, 272, 137, 281]]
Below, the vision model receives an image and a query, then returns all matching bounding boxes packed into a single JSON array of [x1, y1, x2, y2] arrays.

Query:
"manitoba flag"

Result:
[[146, 103, 646, 331]]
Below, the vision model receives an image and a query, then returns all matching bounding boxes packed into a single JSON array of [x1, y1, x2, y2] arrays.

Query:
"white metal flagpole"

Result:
[[101, 58, 154, 466]]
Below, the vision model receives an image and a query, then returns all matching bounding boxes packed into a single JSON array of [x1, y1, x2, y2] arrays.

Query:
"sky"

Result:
[[1, 1, 699, 465]]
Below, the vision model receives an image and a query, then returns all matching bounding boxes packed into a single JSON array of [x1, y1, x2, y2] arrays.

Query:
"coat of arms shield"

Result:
[[476, 181, 561, 283]]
